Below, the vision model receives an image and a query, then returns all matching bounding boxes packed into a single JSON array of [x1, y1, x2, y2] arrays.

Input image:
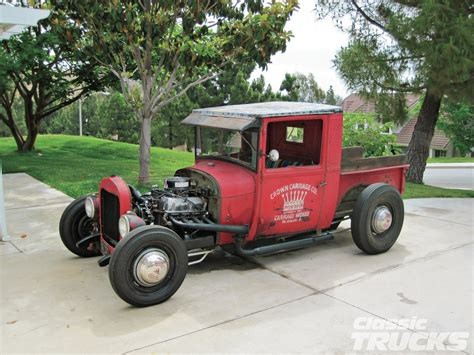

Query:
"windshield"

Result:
[[195, 127, 259, 170]]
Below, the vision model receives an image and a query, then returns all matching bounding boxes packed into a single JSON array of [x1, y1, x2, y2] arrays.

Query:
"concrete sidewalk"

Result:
[[1, 173, 473, 354]]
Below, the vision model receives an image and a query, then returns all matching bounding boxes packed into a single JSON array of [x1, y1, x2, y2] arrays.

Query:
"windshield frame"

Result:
[[194, 126, 261, 172]]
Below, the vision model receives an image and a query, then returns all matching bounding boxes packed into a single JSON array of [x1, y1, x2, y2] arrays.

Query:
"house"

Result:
[[341, 93, 420, 133], [341, 93, 455, 157], [396, 117, 454, 158]]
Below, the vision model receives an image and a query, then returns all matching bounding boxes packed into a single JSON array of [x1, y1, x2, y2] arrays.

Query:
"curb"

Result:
[[426, 163, 474, 169]]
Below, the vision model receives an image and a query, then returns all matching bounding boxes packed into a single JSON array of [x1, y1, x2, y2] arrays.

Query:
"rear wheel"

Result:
[[59, 196, 100, 257], [109, 226, 188, 307], [351, 183, 404, 255]]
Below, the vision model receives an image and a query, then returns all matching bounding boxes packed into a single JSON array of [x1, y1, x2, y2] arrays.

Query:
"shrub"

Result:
[[343, 113, 399, 157]]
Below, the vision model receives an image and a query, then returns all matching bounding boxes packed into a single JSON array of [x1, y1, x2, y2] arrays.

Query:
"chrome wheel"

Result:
[[133, 248, 170, 287], [371, 205, 393, 234]]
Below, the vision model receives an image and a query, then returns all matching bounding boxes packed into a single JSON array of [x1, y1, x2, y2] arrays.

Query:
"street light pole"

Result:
[[79, 98, 83, 136]]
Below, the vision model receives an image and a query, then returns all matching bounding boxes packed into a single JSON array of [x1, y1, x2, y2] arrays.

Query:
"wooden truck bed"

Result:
[[334, 147, 408, 219]]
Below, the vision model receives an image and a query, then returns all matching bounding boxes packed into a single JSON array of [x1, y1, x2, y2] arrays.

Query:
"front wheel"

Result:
[[351, 183, 404, 255], [59, 196, 101, 257], [109, 226, 188, 307]]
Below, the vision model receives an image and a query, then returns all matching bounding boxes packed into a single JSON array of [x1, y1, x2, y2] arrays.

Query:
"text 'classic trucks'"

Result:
[[59, 102, 408, 307]]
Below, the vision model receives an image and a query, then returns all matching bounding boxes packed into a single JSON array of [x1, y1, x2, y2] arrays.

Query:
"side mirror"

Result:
[[268, 149, 279, 162]]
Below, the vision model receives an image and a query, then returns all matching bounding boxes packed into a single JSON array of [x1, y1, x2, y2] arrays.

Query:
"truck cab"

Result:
[[60, 102, 408, 307]]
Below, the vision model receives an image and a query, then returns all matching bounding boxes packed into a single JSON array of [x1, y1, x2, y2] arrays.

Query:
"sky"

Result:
[[252, 0, 350, 98]]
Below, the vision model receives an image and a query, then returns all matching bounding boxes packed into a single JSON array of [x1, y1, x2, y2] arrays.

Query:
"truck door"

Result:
[[257, 117, 327, 236]]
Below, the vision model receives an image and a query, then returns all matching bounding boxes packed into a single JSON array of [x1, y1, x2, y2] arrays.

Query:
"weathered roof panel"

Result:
[[191, 101, 342, 118], [181, 112, 257, 131], [182, 101, 342, 130]]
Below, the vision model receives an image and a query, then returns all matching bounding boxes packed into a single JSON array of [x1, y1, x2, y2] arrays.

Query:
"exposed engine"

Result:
[[129, 176, 209, 228]]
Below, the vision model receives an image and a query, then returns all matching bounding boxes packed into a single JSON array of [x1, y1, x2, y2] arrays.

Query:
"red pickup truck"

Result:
[[59, 102, 408, 307]]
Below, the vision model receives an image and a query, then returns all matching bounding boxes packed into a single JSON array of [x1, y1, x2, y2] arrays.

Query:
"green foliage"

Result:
[[316, 0, 474, 115], [279, 72, 326, 103], [438, 101, 474, 156], [0, 2, 110, 150], [0, 135, 194, 197], [342, 113, 399, 157], [32, 64, 281, 150], [325, 85, 337, 105], [152, 94, 196, 149], [40, 92, 140, 144], [53, 0, 297, 114]]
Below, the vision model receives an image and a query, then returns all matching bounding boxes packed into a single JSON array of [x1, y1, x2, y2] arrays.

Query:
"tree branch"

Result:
[[152, 70, 221, 114], [350, 0, 389, 33]]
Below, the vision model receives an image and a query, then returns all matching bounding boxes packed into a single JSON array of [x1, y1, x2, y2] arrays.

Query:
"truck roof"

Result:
[[182, 101, 342, 131]]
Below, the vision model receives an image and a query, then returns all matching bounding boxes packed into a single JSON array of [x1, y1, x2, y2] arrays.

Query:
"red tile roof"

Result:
[[341, 93, 450, 150], [397, 117, 451, 149], [341, 93, 420, 114]]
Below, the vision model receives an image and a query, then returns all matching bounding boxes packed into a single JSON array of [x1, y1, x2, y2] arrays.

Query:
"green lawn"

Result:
[[427, 156, 474, 163], [1, 135, 472, 199], [404, 182, 474, 199], [0, 135, 194, 197]]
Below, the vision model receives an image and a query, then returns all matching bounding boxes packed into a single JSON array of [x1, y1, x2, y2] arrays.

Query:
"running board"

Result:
[[235, 233, 334, 257]]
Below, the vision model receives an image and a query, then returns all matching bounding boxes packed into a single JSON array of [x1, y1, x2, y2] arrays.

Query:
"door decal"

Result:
[[270, 183, 318, 224]]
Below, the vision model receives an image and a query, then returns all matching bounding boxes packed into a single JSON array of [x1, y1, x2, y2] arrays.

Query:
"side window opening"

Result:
[[266, 120, 323, 169]]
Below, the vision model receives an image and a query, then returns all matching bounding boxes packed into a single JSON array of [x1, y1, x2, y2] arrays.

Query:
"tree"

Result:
[[343, 112, 399, 157], [0, 3, 108, 151], [54, 0, 297, 184], [279, 72, 326, 102], [325, 85, 337, 105], [438, 101, 473, 156], [315, 0, 473, 183]]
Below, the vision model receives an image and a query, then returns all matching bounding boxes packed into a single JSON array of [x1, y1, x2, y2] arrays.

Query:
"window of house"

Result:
[[434, 149, 447, 158]]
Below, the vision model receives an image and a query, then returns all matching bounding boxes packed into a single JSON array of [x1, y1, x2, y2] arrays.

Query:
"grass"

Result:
[[404, 182, 474, 199], [1, 134, 472, 199], [0, 135, 194, 198], [427, 156, 474, 163]]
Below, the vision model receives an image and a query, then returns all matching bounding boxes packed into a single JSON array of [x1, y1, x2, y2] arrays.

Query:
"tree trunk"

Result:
[[168, 118, 173, 149], [21, 123, 39, 151], [138, 117, 152, 184], [406, 89, 443, 183], [1, 112, 25, 151]]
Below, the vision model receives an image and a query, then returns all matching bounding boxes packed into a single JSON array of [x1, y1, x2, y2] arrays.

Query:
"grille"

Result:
[[100, 189, 120, 242]]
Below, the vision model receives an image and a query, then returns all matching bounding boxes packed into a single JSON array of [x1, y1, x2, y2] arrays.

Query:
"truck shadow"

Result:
[[188, 249, 258, 275]]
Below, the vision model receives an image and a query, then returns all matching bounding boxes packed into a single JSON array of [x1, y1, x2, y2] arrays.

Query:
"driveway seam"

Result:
[[406, 212, 472, 227], [124, 292, 317, 354], [5, 201, 72, 211]]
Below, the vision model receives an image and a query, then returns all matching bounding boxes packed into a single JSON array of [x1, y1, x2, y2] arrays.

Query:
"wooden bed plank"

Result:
[[341, 155, 407, 173], [341, 146, 364, 161]]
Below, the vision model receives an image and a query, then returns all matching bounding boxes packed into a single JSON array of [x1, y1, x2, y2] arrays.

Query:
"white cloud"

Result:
[[252, 0, 350, 98]]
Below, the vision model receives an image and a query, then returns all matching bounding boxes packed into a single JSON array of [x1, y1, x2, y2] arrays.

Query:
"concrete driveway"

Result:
[[1, 173, 472, 354]]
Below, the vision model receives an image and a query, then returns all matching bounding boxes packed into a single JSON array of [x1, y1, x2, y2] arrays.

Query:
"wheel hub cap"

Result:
[[371, 206, 393, 234], [133, 249, 170, 287]]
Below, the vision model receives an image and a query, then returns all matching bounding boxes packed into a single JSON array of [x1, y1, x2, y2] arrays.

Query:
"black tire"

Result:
[[351, 183, 404, 255], [109, 226, 188, 307], [59, 196, 101, 257]]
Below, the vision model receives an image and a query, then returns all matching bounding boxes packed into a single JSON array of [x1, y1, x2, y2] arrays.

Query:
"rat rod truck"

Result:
[[59, 102, 408, 307]]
